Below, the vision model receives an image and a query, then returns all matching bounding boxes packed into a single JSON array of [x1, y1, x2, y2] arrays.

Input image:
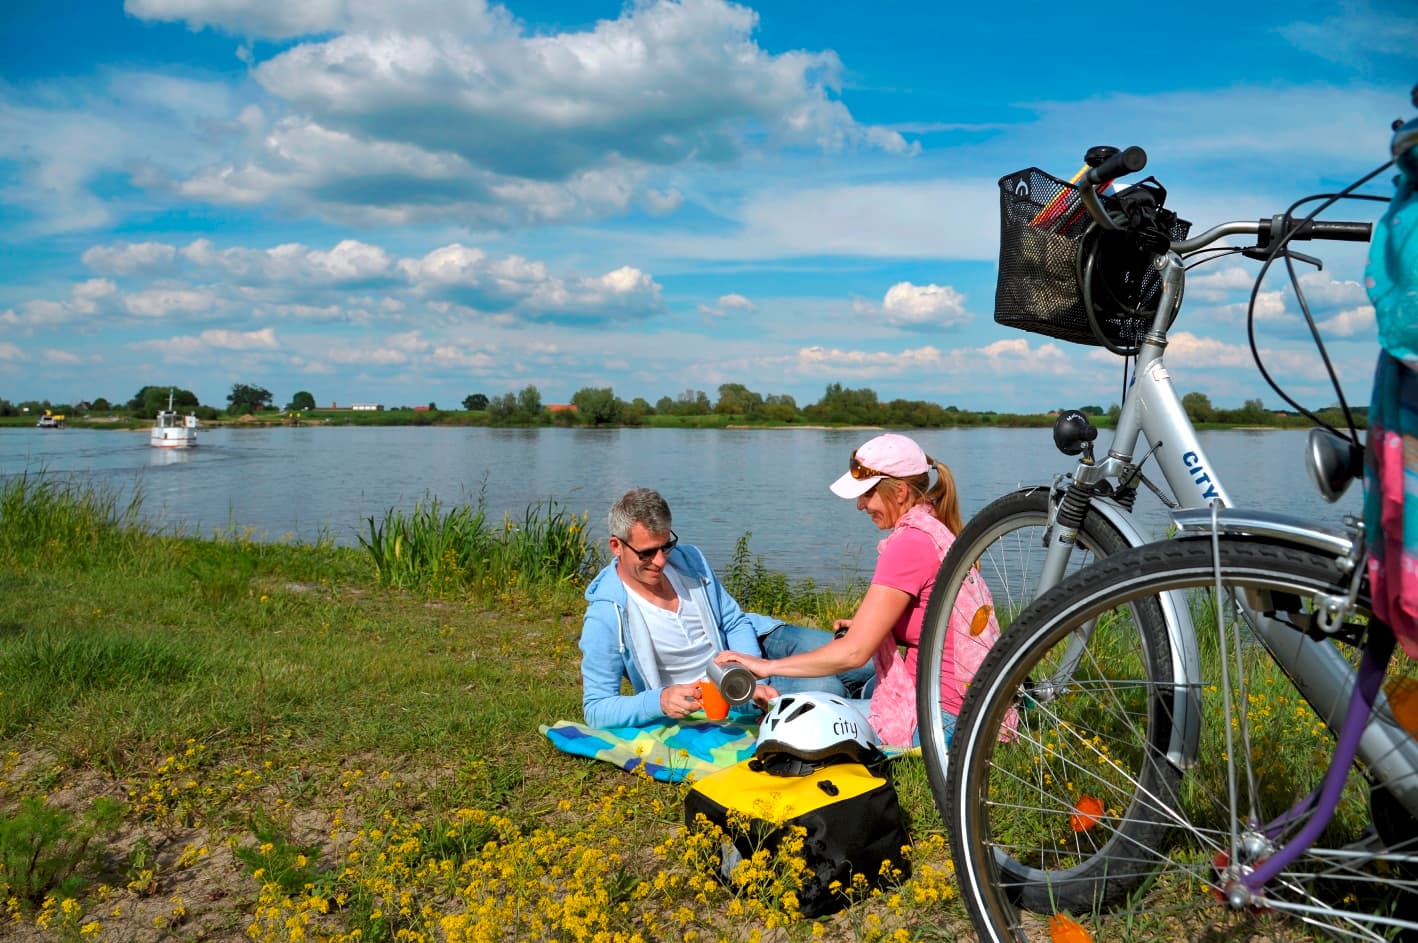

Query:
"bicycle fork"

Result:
[[1035, 474, 1205, 771]]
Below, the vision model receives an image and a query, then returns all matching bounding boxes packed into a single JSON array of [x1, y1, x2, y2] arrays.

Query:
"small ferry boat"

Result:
[[35, 410, 66, 428], [150, 392, 199, 449]]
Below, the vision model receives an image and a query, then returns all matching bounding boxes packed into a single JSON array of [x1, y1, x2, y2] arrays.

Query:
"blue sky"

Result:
[[1, 0, 1413, 413]]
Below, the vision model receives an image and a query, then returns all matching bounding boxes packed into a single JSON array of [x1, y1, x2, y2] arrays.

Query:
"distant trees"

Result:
[[804, 383, 879, 425], [463, 393, 489, 411], [287, 391, 316, 411], [715, 383, 764, 418], [655, 389, 711, 416], [1182, 392, 1215, 424], [227, 383, 274, 415], [571, 387, 622, 426], [487, 385, 546, 425], [128, 386, 199, 418]]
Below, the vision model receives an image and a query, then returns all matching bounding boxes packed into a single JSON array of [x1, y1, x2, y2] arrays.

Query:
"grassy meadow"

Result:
[[0, 473, 968, 943]]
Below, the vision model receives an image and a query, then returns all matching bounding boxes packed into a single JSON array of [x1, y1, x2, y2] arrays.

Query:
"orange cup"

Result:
[[698, 680, 729, 720]]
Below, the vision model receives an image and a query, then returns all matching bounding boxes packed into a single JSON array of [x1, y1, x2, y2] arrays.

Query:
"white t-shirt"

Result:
[[625, 567, 713, 686]]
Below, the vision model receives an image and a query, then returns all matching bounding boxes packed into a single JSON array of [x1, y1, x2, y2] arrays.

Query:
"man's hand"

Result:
[[659, 682, 704, 720]]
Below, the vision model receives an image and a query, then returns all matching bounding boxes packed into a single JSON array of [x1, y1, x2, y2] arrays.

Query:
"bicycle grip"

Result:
[[1293, 220, 1373, 242], [1085, 146, 1146, 186]]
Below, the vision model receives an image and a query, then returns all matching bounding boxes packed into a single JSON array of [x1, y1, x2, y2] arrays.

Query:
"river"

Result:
[[2, 424, 1362, 586]]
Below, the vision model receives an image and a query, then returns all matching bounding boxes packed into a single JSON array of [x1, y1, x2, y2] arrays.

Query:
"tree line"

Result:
[[4, 381, 1363, 429], [1, 384, 313, 420]]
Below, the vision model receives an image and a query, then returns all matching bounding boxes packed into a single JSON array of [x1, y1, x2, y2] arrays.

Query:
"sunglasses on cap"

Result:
[[848, 452, 888, 481], [618, 529, 679, 563]]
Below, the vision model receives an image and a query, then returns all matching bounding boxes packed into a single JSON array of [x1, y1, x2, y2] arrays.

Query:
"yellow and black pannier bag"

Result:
[[683, 758, 911, 917]]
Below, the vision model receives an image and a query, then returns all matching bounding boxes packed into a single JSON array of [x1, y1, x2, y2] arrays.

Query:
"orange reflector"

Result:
[[970, 605, 993, 636], [1386, 676, 1418, 738], [1048, 912, 1092, 943], [1069, 795, 1104, 833]]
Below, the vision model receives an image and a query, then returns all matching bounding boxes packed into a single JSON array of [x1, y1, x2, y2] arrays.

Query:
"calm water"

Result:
[[1, 425, 1362, 586]]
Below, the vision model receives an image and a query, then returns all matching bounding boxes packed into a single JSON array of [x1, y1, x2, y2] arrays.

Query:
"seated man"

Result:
[[580, 487, 873, 728]]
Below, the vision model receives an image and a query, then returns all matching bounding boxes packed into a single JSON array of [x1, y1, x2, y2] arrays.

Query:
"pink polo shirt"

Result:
[[871, 526, 962, 714]]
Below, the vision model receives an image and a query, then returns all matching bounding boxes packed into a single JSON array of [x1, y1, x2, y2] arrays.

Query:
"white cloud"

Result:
[[684, 178, 998, 261], [1159, 331, 1258, 369], [0, 279, 119, 328], [880, 281, 970, 330], [43, 349, 85, 365], [82, 241, 179, 276], [327, 345, 412, 366], [699, 293, 756, 318], [1319, 305, 1376, 337], [1185, 266, 1257, 304], [127, 0, 511, 41], [431, 345, 498, 370], [796, 344, 945, 376], [642, 188, 685, 215], [0, 71, 243, 237], [125, 287, 219, 319], [1281, 2, 1418, 65], [130, 335, 207, 358], [201, 327, 279, 350], [0, 343, 22, 361], [131, 0, 908, 226], [179, 238, 395, 286], [402, 244, 663, 322]]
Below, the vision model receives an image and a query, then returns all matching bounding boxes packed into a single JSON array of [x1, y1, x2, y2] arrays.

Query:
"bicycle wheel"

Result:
[[950, 536, 1418, 942], [917, 487, 1174, 814]]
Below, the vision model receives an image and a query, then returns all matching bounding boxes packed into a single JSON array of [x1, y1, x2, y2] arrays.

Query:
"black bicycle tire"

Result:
[[916, 488, 1167, 819], [948, 535, 1364, 943]]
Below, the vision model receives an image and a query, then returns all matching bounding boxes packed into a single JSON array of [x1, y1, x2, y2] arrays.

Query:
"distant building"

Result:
[[547, 404, 578, 413], [352, 403, 384, 411]]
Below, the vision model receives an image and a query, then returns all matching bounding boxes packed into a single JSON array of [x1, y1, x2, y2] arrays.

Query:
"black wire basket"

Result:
[[994, 167, 1191, 350]]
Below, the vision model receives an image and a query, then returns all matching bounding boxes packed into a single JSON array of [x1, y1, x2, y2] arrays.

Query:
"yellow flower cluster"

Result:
[[5, 740, 967, 942]]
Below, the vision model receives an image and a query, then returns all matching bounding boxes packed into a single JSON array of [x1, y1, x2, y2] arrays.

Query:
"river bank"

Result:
[[0, 476, 964, 942]]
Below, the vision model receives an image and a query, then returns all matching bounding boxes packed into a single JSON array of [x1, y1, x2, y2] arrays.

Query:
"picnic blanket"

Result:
[[541, 716, 916, 783], [540, 716, 761, 783]]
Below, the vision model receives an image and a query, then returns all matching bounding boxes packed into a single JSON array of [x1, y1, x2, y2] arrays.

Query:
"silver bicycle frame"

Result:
[[1034, 251, 1221, 768], [1173, 507, 1418, 818]]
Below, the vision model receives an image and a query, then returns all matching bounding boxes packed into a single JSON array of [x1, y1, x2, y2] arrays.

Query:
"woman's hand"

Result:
[[715, 650, 770, 679], [659, 682, 704, 720], [751, 682, 780, 710]]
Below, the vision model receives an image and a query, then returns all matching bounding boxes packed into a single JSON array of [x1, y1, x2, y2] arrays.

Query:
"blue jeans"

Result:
[[759, 623, 877, 698], [911, 709, 956, 748]]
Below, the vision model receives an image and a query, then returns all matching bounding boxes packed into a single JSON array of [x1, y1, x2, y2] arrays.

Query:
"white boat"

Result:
[[36, 411, 66, 429], [150, 392, 199, 449]]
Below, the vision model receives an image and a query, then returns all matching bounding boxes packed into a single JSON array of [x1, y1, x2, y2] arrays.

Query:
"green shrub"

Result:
[[0, 796, 125, 906]]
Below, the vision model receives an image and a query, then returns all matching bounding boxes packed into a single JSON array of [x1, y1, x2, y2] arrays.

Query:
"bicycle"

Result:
[[940, 105, 1418, 940], [916, 142, 1376, 810]]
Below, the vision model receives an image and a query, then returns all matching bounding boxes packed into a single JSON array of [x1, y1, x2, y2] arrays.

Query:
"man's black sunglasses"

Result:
[[618, 529, 679, 563]]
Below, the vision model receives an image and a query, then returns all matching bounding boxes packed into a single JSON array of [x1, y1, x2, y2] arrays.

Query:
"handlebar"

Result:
[[1085, 146, 1147, 187], [1072, 144, 1373, 251], [1266, 218, 1372, 243], [1175, 216, 1372, 254]]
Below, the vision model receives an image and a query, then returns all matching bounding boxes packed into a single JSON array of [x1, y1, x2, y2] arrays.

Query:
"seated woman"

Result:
[[715, 433, 999, 747]]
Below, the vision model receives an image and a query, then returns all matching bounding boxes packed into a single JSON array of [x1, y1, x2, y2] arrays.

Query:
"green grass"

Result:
[[0, 473, 963, 942], [978, 587, 1409, 941]]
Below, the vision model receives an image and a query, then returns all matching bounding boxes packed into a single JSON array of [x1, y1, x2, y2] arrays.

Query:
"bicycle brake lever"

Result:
[[1242, 246, 1324, 270]]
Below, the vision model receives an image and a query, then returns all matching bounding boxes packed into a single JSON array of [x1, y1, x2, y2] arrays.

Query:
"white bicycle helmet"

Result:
[[753, 691, 881, 775]]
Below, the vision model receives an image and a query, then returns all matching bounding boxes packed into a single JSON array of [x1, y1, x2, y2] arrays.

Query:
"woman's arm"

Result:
[[715, 583, 911, 679]]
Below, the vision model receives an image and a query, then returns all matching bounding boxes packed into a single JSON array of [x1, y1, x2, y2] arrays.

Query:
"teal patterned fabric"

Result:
[[541, 716, 913, 783], [540, 717, 761, 783]]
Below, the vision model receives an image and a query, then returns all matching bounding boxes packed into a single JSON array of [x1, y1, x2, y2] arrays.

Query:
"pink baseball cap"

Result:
[[829, 433, 930, 499]]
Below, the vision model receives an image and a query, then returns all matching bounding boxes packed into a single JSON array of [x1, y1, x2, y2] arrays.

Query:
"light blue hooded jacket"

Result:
[[579, 542, 780, 728]]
